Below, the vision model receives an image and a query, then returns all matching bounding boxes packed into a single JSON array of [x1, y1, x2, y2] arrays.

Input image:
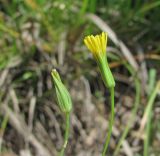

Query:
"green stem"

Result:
[[113, 78, 140, 156], [143, 81, 160, 156], [59, 112, 70, 156], [143, 109, 152, 156], [102, 87, 115, 156]]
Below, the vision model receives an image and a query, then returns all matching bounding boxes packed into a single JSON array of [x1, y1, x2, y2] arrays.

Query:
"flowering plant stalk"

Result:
[[51, 69, 72, 156], [84, 32, 115, 156]]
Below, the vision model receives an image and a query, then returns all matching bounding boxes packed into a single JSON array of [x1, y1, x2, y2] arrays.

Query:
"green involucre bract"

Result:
[[51, 69, 72, 113]]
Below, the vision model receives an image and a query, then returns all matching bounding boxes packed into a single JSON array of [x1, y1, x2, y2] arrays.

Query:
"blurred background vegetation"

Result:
[[0, 0, 160, 156]]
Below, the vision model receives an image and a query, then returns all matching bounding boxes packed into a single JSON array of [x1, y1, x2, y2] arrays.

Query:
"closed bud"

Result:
[[51, 69, 72, 113]]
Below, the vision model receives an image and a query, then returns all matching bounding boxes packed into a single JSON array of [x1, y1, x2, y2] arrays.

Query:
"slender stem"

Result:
[[143, 110, 152, 156], [143, 81, 160, 156], [59, 112, 70, 156], [113, 78, 140, 156], [102, 87, 115, 156]]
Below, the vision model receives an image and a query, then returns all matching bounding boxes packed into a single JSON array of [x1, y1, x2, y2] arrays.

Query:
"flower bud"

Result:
[[51, 69, 72, 113]]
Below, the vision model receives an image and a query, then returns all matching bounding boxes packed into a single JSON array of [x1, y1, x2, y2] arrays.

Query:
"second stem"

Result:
[[59, 112, 70, 156]]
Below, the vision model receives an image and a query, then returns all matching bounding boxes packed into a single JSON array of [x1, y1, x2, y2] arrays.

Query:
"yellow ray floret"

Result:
[[84, 32, 107, 58]]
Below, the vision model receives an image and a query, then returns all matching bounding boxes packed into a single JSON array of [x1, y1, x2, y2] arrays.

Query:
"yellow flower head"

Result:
[[84, 32, 107, 59], [84, 32, 115, 88]]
